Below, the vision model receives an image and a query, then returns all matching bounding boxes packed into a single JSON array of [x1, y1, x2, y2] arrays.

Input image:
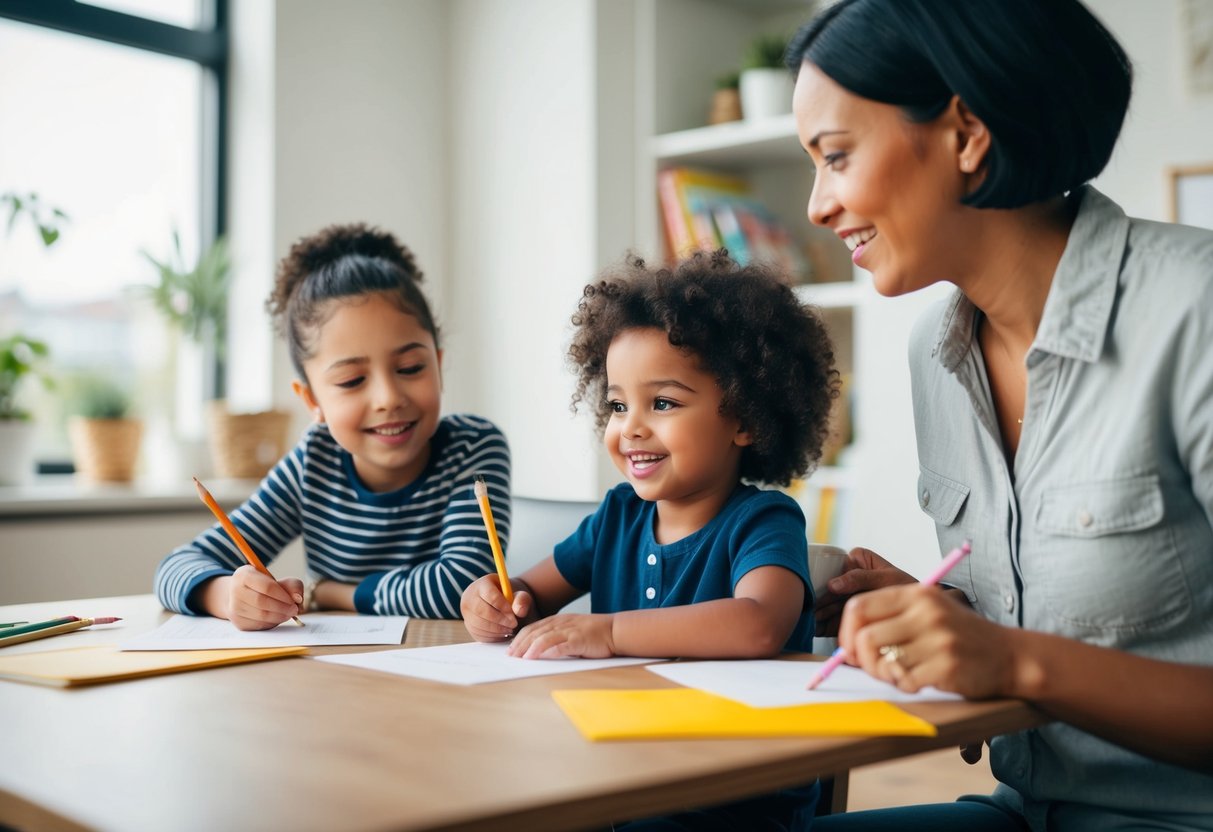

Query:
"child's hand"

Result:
[[225, 564, 303, 631], [461, 574, 535, 642], [815, 547, 916, 636], [508, 613, 615, 659]]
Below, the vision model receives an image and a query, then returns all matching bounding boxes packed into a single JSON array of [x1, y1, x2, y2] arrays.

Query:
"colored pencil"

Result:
[[806, 540, 972, 691], [0, 617, 78, 637], [473, 474, 512, 603], [0, 617, 122, 649], [193, 477, 304, 626], [0, 621, 29, 629]]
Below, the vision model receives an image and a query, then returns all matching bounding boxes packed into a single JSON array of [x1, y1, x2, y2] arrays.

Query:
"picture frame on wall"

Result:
[[1168, 164, 1213, 229]]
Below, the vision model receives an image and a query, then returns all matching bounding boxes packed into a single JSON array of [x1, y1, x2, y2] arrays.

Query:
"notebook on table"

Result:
[[0, 644, 307, 687]]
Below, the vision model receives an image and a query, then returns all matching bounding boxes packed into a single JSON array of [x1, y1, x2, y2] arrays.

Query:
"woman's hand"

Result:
[[460, 574, 535, 642], [815, 547, 917, 636], [838, 582, 1020, 700], [508, 613, 616, 659], [205, 565, 302, 631]]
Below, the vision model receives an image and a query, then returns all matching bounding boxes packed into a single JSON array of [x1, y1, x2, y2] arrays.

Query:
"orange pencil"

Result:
[[473, 474, 512, 603], [193, 477, 304, 626]]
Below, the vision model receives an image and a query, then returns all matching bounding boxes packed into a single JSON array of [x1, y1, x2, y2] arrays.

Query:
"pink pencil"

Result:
[[806, 540, 972, 690]]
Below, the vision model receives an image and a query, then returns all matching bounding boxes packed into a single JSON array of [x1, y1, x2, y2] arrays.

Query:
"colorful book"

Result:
[[655, 166, 810, 280]]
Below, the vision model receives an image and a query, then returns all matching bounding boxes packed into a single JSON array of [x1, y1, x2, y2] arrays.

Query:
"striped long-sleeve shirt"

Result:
[[154, 414, 511, 619]]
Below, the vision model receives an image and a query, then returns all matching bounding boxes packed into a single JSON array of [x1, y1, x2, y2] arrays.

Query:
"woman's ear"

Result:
[[291, 380, 324, 423], [734, 426, 753, 448], [949, 95, 990, 176], [436, 349, 444, 391]]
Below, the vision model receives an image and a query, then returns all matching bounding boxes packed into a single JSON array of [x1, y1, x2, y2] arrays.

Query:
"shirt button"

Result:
[[1004, 594, 1015, 613], [1077, 510, 1094, 528], [645, 587, 656, 600], [647, 554, 657, 566], [920, 489, 930, 508]]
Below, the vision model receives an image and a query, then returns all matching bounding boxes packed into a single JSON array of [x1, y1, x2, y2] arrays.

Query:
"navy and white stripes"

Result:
[[154, 414, 511, 619]]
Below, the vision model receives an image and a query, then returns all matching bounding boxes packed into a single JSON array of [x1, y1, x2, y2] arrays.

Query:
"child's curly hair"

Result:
[[569, 251, 839, 486], [265, 223, 437, 381]]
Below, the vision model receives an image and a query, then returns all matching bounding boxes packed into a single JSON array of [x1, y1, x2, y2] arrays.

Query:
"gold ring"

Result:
[[879, 644, 906, 665]]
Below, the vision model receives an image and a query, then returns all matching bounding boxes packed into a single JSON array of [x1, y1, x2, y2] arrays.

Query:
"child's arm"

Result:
[[349, 431, 512, 618], [508, 564, 805, 659], [153, 447, 307, 625], [461, 556, 584, 642]]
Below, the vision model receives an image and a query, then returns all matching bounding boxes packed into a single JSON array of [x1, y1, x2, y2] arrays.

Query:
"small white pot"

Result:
[[0, 419, 37, 486], [739, 68, 794, 120]]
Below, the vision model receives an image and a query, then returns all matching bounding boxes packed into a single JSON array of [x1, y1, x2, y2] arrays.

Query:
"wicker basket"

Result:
[[207, 402, 291, 479], [69, 417, 143, 482]]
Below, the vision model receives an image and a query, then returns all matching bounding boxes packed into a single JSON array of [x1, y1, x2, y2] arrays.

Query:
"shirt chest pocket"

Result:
[[1034, 474, 1190, 634], [916, 467, 973, 588]]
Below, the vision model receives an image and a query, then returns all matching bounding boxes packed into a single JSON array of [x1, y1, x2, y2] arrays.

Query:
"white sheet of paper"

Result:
[[120, 614, 409, 650], [313, 641, 659, 685], [648, 660, 962, 707]]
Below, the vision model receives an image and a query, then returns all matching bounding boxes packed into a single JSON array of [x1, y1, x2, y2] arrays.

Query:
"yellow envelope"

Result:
[[552, 688, 937, 741], [0, 644, 307, 687]]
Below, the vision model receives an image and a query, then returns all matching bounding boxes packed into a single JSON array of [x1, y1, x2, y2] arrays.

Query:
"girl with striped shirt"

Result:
[[154, 224, 510, 628]]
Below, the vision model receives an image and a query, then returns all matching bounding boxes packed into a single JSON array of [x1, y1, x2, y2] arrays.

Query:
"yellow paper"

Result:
[[0, 644, 307, 687], [552, 688, 937, 741]]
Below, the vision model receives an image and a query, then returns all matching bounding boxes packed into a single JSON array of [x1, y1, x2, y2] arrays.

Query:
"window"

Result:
[[0, 1, 227, 470]]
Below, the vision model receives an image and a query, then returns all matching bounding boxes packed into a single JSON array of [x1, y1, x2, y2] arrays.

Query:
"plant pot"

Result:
[[708, 88, 742, 125], [208, 402, 291, 479], [739, 68, 793, 120], [0, 419, 37, 486], [69, 417, 143, 482]]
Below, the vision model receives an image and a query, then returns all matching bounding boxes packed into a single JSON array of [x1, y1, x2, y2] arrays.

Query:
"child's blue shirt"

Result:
[[553, 482, 814, 653]]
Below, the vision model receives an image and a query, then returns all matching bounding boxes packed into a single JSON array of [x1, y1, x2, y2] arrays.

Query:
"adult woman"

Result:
[[789, 0, 1213, 829]]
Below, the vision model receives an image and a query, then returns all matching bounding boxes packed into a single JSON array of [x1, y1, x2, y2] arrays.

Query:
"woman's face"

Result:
[[792, 62, 971, 297]]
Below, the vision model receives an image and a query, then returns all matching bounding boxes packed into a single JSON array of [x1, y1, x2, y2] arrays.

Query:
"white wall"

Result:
[[228, 0, 450, 439], [1090, 0, 1213, 221], [445, 0, 608, 501]]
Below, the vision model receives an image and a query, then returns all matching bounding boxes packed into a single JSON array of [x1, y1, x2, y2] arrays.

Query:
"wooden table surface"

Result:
[[0, 595, 1045, 832]]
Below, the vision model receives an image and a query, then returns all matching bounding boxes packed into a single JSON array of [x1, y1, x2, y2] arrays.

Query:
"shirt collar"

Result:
[[931, 186, 1129, 371]]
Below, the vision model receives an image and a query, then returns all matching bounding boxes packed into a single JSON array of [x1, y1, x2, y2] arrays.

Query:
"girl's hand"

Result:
[[815, 547, 917, 636], [460, 574, 534, 642], [838, 583, 1020, 699], [508, 613, 616, 659], [225, 564, 303, 631]]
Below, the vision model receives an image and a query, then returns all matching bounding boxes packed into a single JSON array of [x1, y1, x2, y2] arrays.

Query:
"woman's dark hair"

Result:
[[569, 251, 839, 486], [266, 223, 438, 380], [786, 0, 1132, 209]]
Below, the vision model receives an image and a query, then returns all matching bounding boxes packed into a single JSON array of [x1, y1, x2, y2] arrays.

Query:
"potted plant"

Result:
[[141, 230, 288, 479], [67, 376, 142, 482], [0, 334, 52, 486], [709, 70, 742, 125], [0, 192, 65, 486], [739, 33, 793, 120], [142, 229, 231, 402]]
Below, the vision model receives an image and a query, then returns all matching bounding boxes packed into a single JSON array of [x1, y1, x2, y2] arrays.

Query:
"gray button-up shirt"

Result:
[[909, 187, 1213, 830]]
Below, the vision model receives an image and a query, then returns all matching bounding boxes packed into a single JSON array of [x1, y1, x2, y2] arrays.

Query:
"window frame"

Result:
[[0, 0, 229, 248], [0, 0, 229, 472]]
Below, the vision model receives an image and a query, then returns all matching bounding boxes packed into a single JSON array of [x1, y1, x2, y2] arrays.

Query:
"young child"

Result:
[[155, 224, 511, 629], [461, 250, 837, 660]]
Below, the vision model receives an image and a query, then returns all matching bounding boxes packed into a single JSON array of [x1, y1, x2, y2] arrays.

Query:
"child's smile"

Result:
[[295, 292, 443, 493], [604, 327, 751, 538]]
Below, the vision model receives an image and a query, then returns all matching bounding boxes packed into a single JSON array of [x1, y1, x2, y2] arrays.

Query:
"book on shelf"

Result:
[[657, 166, 810, 281], [782, 478, 850, 547]]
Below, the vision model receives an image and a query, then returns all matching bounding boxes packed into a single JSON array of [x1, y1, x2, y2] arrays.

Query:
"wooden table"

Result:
[[0, 596, 1045, 832]]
